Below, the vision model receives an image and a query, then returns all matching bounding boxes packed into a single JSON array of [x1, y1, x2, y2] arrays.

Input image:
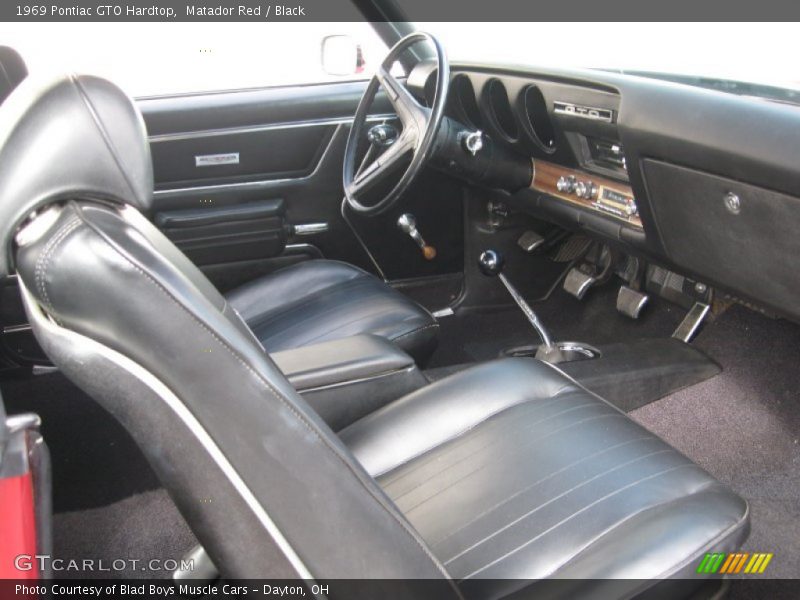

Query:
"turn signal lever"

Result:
[[478, 249, 555, 352], [397, 213, 437, 260]]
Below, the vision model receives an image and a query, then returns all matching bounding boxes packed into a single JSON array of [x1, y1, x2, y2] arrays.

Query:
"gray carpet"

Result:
[[53, 489, 196, 579], [631, 305, 800, 580]]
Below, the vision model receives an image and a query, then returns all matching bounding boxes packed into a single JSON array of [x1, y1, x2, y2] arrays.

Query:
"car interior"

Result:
[[0, 15, 798, 600]]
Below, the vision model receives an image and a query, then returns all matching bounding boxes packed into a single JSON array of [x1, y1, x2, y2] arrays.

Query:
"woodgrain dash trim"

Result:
[[531, 158, 643, 228]]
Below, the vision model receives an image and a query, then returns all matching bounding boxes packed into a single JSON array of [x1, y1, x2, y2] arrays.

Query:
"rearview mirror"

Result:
[[321, 35, 365, 76]]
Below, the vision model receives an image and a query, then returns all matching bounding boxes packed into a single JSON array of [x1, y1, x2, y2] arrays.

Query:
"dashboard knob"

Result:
[[575, 181, 597, 199], [556, 175, 576, 193]]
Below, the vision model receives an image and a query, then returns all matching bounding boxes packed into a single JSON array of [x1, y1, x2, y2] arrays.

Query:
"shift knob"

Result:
[[478, 249, 505, 276], [397, 213, 416, 233]]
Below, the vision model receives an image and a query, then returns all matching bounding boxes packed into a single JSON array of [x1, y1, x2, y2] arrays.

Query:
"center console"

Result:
[[271, 335, 428, 431]]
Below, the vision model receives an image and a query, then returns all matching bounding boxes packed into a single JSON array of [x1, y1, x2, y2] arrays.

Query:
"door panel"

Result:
[[155, 198, 287, 266], [140, 79, 465, 292], [0, 79, 468, 371], [140, 81, 396, 291]]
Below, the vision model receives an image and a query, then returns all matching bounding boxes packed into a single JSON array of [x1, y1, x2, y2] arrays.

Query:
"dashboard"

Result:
[[407, 61, 800, 323]]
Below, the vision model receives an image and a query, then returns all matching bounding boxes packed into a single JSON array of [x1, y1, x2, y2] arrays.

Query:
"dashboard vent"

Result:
[[588, 137, 627, 171]]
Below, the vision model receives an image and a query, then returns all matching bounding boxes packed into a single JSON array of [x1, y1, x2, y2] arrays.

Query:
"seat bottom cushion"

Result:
[[226, 260, 439, 362], [340, 359, 749, 597]]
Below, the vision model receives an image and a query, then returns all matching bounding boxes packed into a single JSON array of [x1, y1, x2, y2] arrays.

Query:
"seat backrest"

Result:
[[0, 46, 27, 104], [1, 74, 454, 589]]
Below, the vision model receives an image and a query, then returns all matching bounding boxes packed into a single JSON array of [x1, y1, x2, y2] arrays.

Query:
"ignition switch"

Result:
[[460, 130, 485, 156]]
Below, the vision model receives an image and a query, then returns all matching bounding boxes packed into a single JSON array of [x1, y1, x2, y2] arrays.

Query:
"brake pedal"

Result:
[[616, 285, 649, 319], [563, 267, 597, 300], [517, 230, 545, 253]]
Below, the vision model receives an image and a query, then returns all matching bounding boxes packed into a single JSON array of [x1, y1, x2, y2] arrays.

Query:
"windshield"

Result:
[[416, 22, 800, 104]]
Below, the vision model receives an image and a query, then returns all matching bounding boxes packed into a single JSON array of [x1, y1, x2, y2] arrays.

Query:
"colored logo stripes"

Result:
[[697, 552, 773, 574]]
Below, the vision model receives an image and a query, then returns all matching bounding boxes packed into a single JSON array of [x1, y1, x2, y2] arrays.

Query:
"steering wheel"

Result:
[[343, 32, 449, 216]]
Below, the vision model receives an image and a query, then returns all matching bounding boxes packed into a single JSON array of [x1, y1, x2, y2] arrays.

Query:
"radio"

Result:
[[535, 160, 642, 228], [593, 187, 638, 219], [555, 175, 639, 220]]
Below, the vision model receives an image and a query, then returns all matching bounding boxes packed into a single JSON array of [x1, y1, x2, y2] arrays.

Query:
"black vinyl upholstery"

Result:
[[3, 74, 749, 598], [227, 260, 439, 362], [0, 46, 27, 104], [342, 359, 749, 597]]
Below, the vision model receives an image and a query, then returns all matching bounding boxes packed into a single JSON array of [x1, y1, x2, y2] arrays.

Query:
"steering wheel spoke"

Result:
[[349, 131, 415, 197], [343, 32, 448, 216], [376, 66, 429, 132]]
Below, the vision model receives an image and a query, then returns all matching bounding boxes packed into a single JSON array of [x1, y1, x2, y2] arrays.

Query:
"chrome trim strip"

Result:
[[293, 223, 329, 236], [18, 280, 314, 581], [292, 365, 416, 395], [283, 243, 323, 258], [149, 114, 397, 143], [3, 323, 32, 334]]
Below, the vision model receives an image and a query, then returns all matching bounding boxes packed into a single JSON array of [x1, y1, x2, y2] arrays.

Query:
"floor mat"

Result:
[[631, 305, 800, 580]]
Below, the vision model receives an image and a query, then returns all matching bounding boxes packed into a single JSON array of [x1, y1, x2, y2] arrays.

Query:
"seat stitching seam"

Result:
[[378, 397, 595, 482], [444, 448, 679, 566], [35, 217, 82, 314], [541, 480, 718, 579], [73, 75, 142, 203], [260, 301, 412, 348], [388, 406, 614, 501], [389, 322, 440, 342], [241, 275, 372, 327], [378, 392, 585, 485], [457, 463, 702, 580], [397, 413, 627, 512], [651, 494, 750, 580], [65, 227, 455, 586], [428, 435, 656, 549], [240, 275, 373, 329]]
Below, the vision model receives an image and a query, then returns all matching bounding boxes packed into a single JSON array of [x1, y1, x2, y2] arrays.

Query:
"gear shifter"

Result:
[[479, 249, 555, 351]]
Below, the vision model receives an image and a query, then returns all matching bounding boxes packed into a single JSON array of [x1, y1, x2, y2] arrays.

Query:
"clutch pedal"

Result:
[[616, 285, 649, 319], [563, 267, 597, 300]]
